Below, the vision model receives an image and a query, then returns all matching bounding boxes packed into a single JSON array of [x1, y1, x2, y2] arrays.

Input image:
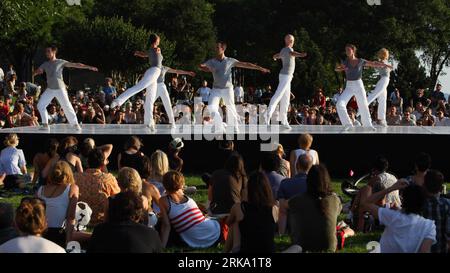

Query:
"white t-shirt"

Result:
[[234, 86, 244, 103], [0, 68, 4, 81], [378, 207, 436, 253], [0, 236, 66, 253], [198, 87, 211, 102]]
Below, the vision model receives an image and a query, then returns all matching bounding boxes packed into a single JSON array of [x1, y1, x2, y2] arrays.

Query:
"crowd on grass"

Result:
[[1, 64, 450, 128], [0, 132, 448, 253]]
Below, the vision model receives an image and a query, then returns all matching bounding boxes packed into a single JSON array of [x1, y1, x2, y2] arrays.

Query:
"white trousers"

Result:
[[367, 77, 389, 122], [337, 80, 372, 127], [207, 87, 240, 126], [37, 88, 78, 125], [115, 67, 161, 125], [155, 83, 175, 124], [267, 74, 292, 124]]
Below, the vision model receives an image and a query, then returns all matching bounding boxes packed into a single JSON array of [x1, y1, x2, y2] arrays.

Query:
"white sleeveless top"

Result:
[[293, 149, 319, 175], [37, 185, 71, 228], [167, 196, 220, 248]]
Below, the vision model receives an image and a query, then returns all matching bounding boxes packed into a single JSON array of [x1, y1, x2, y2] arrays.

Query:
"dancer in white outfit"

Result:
[[199, 41, 270, 132], [156, 66, 195, 127], [111, 34, 163, 131], [267, 34, 307, 129], [366, 48, 393, 127], [33, 45, 98, 131], [335, 44, 392, 131]]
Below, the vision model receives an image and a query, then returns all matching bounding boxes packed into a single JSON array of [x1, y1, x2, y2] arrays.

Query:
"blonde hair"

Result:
[[4, 134, 19, 147], [150, 150, 169, 180], [118, 167, 143, 194], [377, 48, 389, 61], [275, 144, 285, 156], [298, 134, 314, 150], [49, 161, 75, 185]]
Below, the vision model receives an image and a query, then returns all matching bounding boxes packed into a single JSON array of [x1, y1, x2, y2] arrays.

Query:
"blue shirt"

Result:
[[103, 86, 117, 96], [0, 146, 26, 175], [277, 173, 307, 200], [265, 171, 286, 200]]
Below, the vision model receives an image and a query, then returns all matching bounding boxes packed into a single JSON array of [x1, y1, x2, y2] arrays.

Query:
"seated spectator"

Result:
[[435, 110, 449, 126], [288, 164, 342, 252], [159, 171, 220, 248], [103, 77, 117, 105], [422, 170, 450, 253], [0, 134, 27, 189], [168, 138, 184, 172], [412, 102, 425, 121], [421, 109, 435, 126], [87, 191, 162, 253], [278, 154, 313, 235], [140, 155, 163, 215], [274, 144, 291, 178], [37, 161, 78, 247], [0, 203, 17, 245], [260, 152, 285, 199], [209, 153, 248, 215], [389, 88, 403, 112], [406, 152, 431, 186], [400, 110, 416, 126], [290, 133, 319, 176], [75, 149, 120, 226], [226, 171, 276, 253], [0, 198, 66, 253], [117, 136, 145, 174], [386, 106, 401, 125], [145, 150, 169, 195], [362, 182, 436, 253], [8, 103, 38, 127], [32, 138, 59, 186], [42, 136, 83, 179], [79, 138, 113, 171]]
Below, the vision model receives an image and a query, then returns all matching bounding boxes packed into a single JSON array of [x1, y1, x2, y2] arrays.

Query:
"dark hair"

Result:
[[0, 202, 14, 229], [45, 138, 59, 157], [401, 185, 426, 215], [306, 165, 334, 215], [87, 148, 105, 169], [219, 140, 233, 150], [58, 136, 78, 155], [345, 44, 357, 53], [15, 198, 47, 235], [296, 154, 313, 172], [141, 155, 151, 179], [124, 136, 142, 150], [162, 171, 185, 194], [414, 152, 431, 172], [149, 33, 159, 45], [108, 192, 144, 223], [260, 152, 281, 172], [424, 169, 445, 195], [47, 45, 58, 52], [225, 153, 247, 182], [373, 156, 389, 173], [247, 171, 274, 208], [217, 41, 227, 50]]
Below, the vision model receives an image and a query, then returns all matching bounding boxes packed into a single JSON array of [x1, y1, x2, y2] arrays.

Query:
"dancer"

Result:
[[366, 48, 393, 127], [266, 34, 307, 129], [199, 41, 270, 132], [335, 44, 392, 131], [156, 66, 196, 128], [111, 33, 163, 131], [33, 45, 98, 131]]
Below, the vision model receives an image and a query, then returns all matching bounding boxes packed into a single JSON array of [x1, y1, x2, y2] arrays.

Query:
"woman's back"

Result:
[[294, 149, 319, 166], [0, 146, 25, 175], [37, 184, 71, 228], [239, 202, 275, 253], [120, 150, 144, 172]]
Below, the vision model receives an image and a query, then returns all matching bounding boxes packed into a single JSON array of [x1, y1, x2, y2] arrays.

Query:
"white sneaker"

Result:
[[281, 123, 292, 130], [343, 124, 354, 131], [366, 125, 377, 132], [39, 124, 50, 131], [73, 124, 82, 131], [146, 123, 156, 131], [379, 120, 388, 127]]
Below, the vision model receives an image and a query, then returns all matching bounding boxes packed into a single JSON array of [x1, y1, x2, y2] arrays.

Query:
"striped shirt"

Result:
[[422, 196, 450, 253]]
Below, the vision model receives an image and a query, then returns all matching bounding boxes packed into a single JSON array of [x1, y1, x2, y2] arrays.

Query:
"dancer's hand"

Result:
[[299, 52, 307, 58], [391, 179, 409, 191], [260, 68, 270, 74], [188, 72, 196, 77], [90, 67, 98, 72]]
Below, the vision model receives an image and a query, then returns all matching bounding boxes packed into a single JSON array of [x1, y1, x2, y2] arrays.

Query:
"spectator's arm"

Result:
[[117, 153, 122, 170], [289, 151, 297, 176], [65, 184, 79, 244], [158, 196, 171, 248], [41, 156, 58, 179], [75, 157, 83, 173], [32, 155, 40, 184], [418, 239, 433, 253], [99, 144, 113, 161]]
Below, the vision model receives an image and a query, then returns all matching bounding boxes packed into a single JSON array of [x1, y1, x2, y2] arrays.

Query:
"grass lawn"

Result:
[[2, 174, 448, 253]]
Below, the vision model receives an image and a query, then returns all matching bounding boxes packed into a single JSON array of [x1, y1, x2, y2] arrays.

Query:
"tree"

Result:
[[0, 0, 91, 81], [59, 16, 176, 82]]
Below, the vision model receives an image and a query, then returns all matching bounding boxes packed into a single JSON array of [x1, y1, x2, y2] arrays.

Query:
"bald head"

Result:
[[285, 34, 295, 47], [296, 154, 313, 174]]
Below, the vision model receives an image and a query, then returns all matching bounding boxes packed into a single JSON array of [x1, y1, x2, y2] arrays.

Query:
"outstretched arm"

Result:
[[33, 68, 44, 77], [198, 63, 212, 73], [134, 50, 149, 58], [335, 63, 347, 72], [235, 61, 270, 73], [167, 68, 196, 77], [273, 53, 281, 60], [290, 51, 307, 58], [65, 62, 98, 72], [365, 61, 393, 69]]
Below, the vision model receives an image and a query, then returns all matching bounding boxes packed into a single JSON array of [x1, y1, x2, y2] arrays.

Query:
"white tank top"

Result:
[[167, 196, 220, 248], [293, 149, 319, 175], [37, 184, 71, 228]]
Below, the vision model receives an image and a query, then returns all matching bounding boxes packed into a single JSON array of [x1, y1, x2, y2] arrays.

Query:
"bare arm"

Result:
[[278, 199, 289, 235], [364, 61, 392, 69], [289, 150, 297, 176], [65, 184, 79, 244], [418, 239, 433, 253], [167, 68, 196, 78], [235, 61, 270, 73], [290, 51, 307, 58], [32, 68, 44, 77], [134, 51, 149, 58], [65, 62, 98, 72], [98, 144, 113, 160], [273, 53, 281, 60], [198, 64, 212, 73], [158, 196, 171, 248], [335, 64, 347, 72]]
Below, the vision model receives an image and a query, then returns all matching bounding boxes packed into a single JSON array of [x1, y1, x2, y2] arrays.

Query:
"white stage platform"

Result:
[[1, 124, 449, 135]]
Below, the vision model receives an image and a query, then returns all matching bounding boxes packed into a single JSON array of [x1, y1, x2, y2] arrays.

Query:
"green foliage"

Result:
[[59, 16, 176, 78]]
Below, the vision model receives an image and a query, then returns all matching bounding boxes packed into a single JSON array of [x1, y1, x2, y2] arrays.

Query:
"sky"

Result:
[[439, 67, 450, 99]]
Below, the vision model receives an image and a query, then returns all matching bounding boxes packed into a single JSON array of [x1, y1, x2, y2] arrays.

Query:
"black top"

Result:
[[238, 202, 275, 253], [210, 169, 242, 214], [120, 151, 144, 175], [87, 220, 162, 253], [168, 152, 183, 172]]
